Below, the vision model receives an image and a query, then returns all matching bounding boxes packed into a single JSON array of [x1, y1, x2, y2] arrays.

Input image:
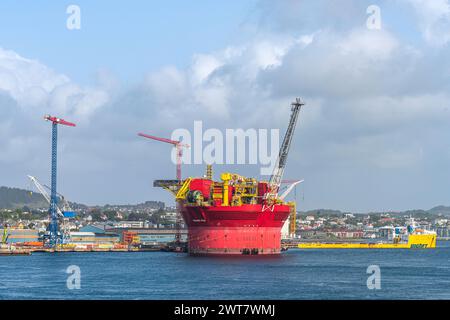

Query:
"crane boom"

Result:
[[44, 115, 76, 127], [279, 179, 304, 201], [264, 98, 304, 207], [27, 175, 63, 217], [42, 183, 73, 212], [28, 175, 73, 243]]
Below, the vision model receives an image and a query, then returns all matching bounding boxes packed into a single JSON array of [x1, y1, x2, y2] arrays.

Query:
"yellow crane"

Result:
[[2, 227, 8, 244]]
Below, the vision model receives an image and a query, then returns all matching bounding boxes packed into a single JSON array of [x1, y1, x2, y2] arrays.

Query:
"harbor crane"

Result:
[[27, 175, 73, 242], [1, 226, 8, 244], [27, 175, 75, 217], [28, 175, 63, 216], [263, 98, 304, 211], [43, 183, 74, 215], [44, 115, 76, 247], [138, 133, 190, 246]]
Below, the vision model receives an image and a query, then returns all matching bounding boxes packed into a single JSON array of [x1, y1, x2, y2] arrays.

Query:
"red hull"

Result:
[[180, 203, 291, 255]]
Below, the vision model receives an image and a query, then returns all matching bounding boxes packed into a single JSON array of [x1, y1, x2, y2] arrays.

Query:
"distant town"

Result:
[[1, 186, 450, 245], [294, 207, 450, 240]]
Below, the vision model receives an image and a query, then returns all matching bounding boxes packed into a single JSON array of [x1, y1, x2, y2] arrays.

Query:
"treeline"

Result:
[[88, 208, 171, 226]]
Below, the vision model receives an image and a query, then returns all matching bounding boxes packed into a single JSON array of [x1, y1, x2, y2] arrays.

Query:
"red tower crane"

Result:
[[137, 133, 189, 181], [138, 132, 190, 248]]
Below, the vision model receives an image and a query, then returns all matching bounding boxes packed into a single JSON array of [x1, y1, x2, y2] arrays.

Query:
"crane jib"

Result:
[[265, 98, 304, 205]]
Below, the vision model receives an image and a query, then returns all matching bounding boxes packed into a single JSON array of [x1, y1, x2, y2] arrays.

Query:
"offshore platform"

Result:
[[146, 98, 305, 255]]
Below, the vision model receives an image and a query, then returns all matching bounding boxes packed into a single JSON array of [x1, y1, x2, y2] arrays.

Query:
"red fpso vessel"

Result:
[[152, 98, 304, 255], [183, 206, 291, 255], [181, 177, 293, 255], [156, 174, 295, 255]]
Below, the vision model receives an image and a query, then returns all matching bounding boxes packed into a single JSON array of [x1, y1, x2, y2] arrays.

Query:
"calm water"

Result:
[[1, 242, 449, 300]]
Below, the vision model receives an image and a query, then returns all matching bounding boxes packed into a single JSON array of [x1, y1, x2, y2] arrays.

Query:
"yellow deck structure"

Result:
[[298, 233, 436, 249]]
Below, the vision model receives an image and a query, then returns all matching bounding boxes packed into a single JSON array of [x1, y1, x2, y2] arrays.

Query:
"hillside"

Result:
[[2, 185, 449, 216], [0, 186, 48, 209], [427, 205, 450, 216], [299, 206, 450, 217]]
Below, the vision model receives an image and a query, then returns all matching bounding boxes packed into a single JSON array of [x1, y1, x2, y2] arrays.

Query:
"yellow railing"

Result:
[[176, 178, 192, 200]]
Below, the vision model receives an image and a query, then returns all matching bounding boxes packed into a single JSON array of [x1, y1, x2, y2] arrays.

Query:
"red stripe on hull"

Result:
[[180, 204, 291, 255]]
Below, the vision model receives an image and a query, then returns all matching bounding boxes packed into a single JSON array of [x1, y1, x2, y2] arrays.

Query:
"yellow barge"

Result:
[[299, 232, 436, 249]]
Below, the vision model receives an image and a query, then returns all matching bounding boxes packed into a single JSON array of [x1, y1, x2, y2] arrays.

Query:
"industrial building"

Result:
[[69, 232, 120, 246], [106, 228, 188, 244], [1, 228, 39, 244], [70, 225, 121, 246]]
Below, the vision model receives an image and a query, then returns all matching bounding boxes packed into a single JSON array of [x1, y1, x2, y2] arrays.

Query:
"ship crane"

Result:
[[279, 179, 304, 201], [138, 132, 190, 246], [263, 98, 304, 211]]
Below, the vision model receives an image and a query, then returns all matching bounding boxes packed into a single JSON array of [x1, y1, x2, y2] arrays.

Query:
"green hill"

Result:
[[427, 205, 450, 216], [0, 186, 48, 209]]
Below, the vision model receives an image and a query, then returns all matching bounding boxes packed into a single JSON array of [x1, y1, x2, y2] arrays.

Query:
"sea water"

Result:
[[0, 241, 449, 299]]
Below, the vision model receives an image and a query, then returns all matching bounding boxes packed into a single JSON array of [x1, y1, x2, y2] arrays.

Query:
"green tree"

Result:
[[128, 212, 148, 221], [150, 209, 165, 226], [90, 208, 103, 221]]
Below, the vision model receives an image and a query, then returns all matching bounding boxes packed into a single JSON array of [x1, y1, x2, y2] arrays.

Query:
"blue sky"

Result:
[[0, 0, 424, 85], [0, 0, 257, 84], [1, 0, 450, 212]]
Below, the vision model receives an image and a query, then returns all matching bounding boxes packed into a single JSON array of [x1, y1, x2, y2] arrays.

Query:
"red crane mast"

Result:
[[138, 133, 189, 181], [138, 132, 190, 248]]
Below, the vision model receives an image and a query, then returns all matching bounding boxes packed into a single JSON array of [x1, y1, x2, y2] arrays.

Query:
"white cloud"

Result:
[[338, 29, 399, 60], [140, 34, 315, 122], [190, 54, 223, 85], [403, 0, 450, 46], [2, 0, 450, 211], [0, 48, 68, 107], [0, 47, 109, 119]]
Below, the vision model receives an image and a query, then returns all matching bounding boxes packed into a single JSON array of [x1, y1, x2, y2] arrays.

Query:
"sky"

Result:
[[0, 0, 449, 212]]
